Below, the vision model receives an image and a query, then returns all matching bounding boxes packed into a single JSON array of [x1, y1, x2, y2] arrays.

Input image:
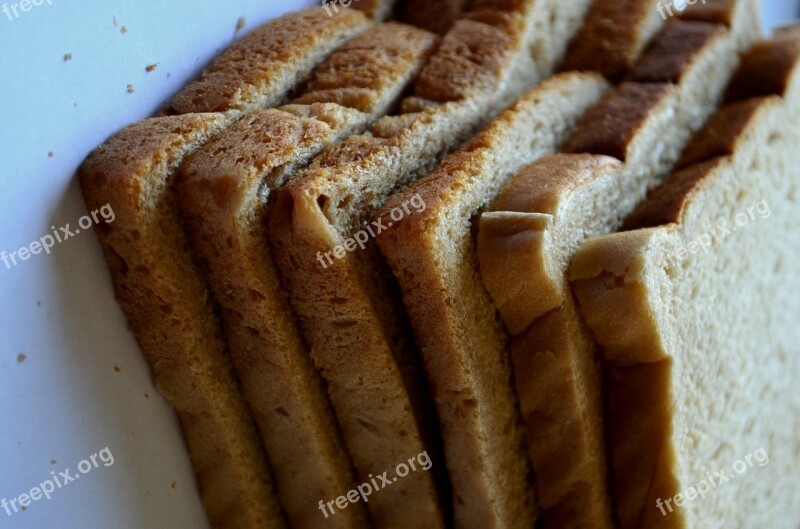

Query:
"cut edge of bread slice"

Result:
[[176, 21, 441, 529], [78, 112, 287, 529], [568, 34, 800, 529], [168, 7, 371, 114]]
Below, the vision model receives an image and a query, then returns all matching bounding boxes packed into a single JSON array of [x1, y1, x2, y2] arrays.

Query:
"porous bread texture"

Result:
[[569, 37, 800, 529], [373, 72, 609, 529], [78, 113, 285, 529], [177, 22, 439, 529], [169, 7, 370, 114], [570, 94, 800, 529], [561, 0, 665, 80], [473, 6, 759, 528], [268, 1, 596, 527]]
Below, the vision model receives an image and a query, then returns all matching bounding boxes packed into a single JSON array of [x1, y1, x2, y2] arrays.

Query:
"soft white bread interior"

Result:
[[569, 33, 800, 529], [268, 1, 597, 528], [177, 22, 440, 529]]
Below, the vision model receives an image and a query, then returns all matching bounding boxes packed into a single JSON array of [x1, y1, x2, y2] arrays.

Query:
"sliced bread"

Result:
[[176, 22, 439, 529], [267, 2, 597, 527], [78, 9, 377, 528], [569, 33, 800, 529], [474, 3, 759, 527]]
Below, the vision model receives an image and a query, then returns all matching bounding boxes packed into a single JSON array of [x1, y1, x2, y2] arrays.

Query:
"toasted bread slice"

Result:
[[475, 4, 759, 527], [176, 22, 439, 529], [569, 33, 800, 528], [79, 113, 285, 529], [268, 2, 596, 528], [168, 7, 371, 114]]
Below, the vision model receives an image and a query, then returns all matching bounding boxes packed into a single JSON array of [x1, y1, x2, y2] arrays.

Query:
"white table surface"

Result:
[[0, 1, 796, 528]]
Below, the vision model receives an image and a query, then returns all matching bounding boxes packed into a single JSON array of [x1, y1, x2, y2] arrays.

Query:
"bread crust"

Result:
[[170, 8, 370, 113]]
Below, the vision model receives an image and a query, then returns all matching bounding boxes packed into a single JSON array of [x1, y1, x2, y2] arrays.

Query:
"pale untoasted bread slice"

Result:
[[169, 7, 371, 114], [474, 4, 759, 527], [177, 22, 440, 529], [268, 2, 596, 528], [79, 113, 285, 529], [569, 34, 800, 528]]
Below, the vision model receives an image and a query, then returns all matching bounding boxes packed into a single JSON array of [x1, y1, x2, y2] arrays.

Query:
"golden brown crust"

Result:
[[565, 82, 673, 160], [413, 17, 514, 102], [561, 0, 664, 80], [294, 22, 438, 112], [628, 20, 726, 83], [397, 0, 467, 35], [725, 37, 800, 102], [170, 8, 370, 113], [677, 97, 771, 169], [679, 0, 734, 26], [79, 114, 286, 529]]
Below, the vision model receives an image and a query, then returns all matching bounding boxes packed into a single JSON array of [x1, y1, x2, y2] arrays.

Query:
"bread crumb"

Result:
[[145, 63, 158, 73], [48, 151, 54, 158], [17, 353, 26, 363], [51, 459, 57, 465], [120, 26, 127, 34], [127, 84, 135, 94], [73, 102, 78, 108], [21, 506, 26, 512], [63, 53, 72, 62], [113, 15, 118, 27], [36, 300, 42, 307], [144, 392, 150, 398], [170, 481, 177, 489], [235, 17, 246, 33], [114, 365, 121, 373], [166, 72, 171, 78]]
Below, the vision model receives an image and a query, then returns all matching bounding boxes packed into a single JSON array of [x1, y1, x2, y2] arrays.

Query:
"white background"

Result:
[[0, 1, 796, 528]]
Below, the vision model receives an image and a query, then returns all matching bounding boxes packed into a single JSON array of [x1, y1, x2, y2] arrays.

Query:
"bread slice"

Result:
[[168, 7, 371, 114], [569, 33, 800, 529], [351, 0, 398, 21], [560, 0, 665, 80], [176, 22, 439, 529], [79, 113, 285, 529], [474, 4, 759, 527], [267, 2, 596, 528]]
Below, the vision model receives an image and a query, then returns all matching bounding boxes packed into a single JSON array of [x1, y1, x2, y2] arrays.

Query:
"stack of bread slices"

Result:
[[79, 1, 799, 528]]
